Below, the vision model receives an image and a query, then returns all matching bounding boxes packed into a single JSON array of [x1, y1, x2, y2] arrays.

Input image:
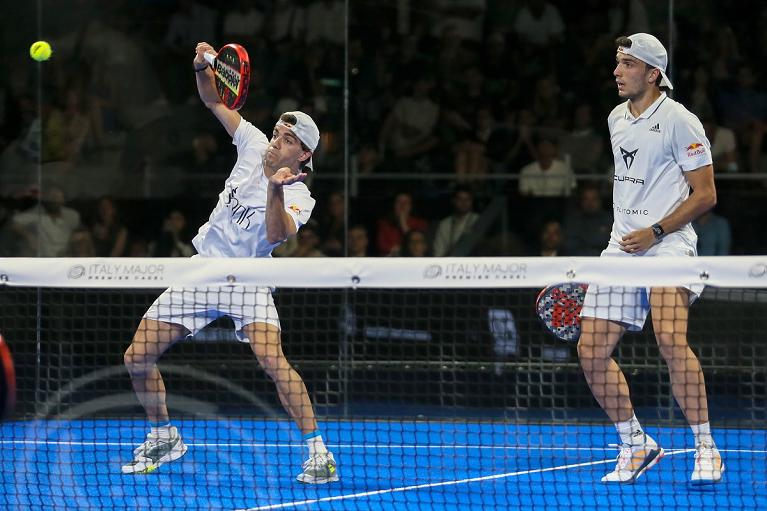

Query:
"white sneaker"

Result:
[[121, 426, 188, 474], [296, 452, 339, 484], [691, 442, 724, 484], [601, 436, 664, 483]]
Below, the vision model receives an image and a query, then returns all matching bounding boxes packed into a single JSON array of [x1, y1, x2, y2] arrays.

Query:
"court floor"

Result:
[[1, 419, 765, 510]]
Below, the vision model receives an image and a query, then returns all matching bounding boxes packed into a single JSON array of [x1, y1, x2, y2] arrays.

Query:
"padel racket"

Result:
[[0, 334, 16, 419], [203, 43, 251, 111], [535, 283, 589, 343]]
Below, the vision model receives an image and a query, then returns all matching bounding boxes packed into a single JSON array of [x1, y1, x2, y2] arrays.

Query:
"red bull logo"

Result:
[[685, 142, 706, 157], [289, 205, 301, 214]]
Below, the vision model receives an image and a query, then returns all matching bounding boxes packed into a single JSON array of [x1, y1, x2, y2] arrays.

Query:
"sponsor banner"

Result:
[[0, 257, 765, 289]]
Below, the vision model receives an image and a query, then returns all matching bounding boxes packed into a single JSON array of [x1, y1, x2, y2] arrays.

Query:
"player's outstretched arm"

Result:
[[265, 168, 307, 244], [194, 42, 241, 137]]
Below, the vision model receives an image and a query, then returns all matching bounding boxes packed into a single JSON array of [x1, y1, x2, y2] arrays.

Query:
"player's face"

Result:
[[267, 124, 310, 171], [614, 53, 656, 99]]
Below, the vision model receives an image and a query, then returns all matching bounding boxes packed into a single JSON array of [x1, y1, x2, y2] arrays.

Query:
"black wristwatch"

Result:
[[651, 223, 665, 240]]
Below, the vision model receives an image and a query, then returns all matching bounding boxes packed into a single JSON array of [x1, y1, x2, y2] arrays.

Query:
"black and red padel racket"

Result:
[[203, 43, 251, 111]]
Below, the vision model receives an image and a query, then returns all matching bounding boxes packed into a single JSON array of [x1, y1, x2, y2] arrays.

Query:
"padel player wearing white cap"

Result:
[[577, 33, 723, 484], [121, 42, 338, 484]]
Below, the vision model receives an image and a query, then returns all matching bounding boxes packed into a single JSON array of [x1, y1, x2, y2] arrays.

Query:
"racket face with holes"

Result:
[[213, 44, 250, 110], [535, 283, 589, 342]]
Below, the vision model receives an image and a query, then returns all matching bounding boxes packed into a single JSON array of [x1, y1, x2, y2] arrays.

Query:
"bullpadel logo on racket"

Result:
[[423, 263, 527, 280]]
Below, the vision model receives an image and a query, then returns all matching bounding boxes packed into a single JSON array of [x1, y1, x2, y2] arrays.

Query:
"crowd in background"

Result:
[[1, 0, 763, 258]]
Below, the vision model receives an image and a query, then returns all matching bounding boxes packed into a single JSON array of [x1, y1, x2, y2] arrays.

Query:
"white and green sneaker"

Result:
[[121, 426, 187, 474], [296, 452, 339, 484]]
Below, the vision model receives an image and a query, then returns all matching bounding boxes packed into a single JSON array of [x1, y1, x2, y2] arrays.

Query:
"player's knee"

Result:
[[123, 345, 152, 375]]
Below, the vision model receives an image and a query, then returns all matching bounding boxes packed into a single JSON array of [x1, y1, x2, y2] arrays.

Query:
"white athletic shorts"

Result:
[[143, 286, 280, 341], [580, 237, 703, 331]]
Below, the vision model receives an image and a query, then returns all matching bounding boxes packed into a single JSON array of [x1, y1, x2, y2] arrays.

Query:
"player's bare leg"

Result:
[[578, 317, 663, 483], [121, 319, 189, 474], [651, 287, 724, 483], [242, 322, 338, 483]]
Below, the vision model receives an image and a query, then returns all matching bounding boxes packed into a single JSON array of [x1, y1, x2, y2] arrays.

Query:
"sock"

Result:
[[691, 422, 714, 446], [150, 420, 172, 440], [303, 431, 328, 456], [616, 414, 646, 446]]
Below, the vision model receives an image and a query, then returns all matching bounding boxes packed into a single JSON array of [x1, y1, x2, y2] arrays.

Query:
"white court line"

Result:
[[0, 440, 764, 454], [236, 450, 695, 511]]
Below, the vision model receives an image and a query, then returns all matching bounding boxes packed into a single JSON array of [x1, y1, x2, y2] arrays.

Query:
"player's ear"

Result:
[[299, 150, 312, 164]]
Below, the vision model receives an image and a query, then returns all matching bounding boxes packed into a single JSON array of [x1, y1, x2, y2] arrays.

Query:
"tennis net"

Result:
[[0, 256, 765, 510]]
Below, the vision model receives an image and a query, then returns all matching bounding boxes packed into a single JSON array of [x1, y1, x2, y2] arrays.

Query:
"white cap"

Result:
[[617, 33, 673, 90], [276, 111, 320, 171]]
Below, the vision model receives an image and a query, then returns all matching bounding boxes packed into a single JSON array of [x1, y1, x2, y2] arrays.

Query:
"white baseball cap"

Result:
[[276, 111, 320, 171], [617, 33, 674, 90]]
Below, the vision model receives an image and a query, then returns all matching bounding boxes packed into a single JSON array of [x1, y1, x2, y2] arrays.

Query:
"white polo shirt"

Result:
[[607, 92, 712, 247], [192, 118, 315, 258]]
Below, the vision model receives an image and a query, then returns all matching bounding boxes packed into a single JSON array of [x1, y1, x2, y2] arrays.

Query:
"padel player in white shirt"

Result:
[[121, 42, 338, 484], [578, 33, 723, 484]]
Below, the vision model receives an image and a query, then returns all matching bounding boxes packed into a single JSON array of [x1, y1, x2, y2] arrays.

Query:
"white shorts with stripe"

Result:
[[580, 237, 703, 332], [143, 286, 280, 341]]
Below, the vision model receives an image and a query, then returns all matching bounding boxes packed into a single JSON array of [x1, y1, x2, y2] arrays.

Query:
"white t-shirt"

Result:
[[518, 159, 575, 197], [192, 118, 315, 258], [607, 93, 712, 247]]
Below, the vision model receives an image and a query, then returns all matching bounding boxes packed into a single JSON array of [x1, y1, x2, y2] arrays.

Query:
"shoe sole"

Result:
[[602, 447, 665, 484], [690, 462, 725, 485], [122, 440, 188, 475], [296, 473, 340, 484], [625, 447, 664, 484]]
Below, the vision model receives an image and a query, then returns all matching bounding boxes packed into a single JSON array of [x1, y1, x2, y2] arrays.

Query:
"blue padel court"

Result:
[[1, 419, 765, 510]]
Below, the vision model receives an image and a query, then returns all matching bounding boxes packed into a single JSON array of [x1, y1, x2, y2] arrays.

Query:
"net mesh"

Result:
[[0, 257, 765, 510]]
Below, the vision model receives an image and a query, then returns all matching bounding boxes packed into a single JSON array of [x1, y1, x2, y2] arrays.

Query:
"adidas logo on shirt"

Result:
[[649, 123, 661, 133]]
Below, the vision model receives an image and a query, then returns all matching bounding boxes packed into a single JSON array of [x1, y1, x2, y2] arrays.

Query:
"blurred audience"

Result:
[[375, 192, 428, 256], [432, 187, 480, 257]]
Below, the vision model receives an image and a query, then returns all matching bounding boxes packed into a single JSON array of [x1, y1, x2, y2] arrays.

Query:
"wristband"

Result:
[[194, 66, 208, 73]]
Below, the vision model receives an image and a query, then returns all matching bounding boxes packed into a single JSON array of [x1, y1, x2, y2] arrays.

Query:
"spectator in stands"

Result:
[[563, 185, 613, 256], [91, 196, 128, 257], [347, 224, 371, 257], [378, 75, 440, 170], [513, 0, 565, 49], [559, 103, 606, 174], [398, 229, 430, 257], [221, 0, 265, 46], [535, 220, 563, 257], [266, 0, 306, 43], [0, 202, 23, 256], [305, 0, 345, 46], [13, 187, 82, 257], [701, 114, 739, 172], [433, 187, 480, 257], [718, 65, 767, 172], [375, 192, 428, 256], [151, 209, 194, 257], [693, 211, 732, 255], [518, 137, 576, 197], [486, 107, 537, 173], [290, 220, 326, 257], [318, 191, 345, 256], [66, 228, 97, 257]]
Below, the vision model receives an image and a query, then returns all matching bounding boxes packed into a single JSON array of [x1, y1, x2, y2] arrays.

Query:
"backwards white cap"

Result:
[[276, 111, 320, 171], [617, 33, 674, 90]]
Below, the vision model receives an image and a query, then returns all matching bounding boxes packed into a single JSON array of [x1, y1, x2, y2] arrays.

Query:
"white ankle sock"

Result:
[[616, 414, 646, 446], [691, 422, 714, 446], [304, 432, 328, 456], [150, 423, 173, 440]]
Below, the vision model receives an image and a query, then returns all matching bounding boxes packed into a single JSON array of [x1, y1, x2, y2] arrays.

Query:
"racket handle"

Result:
[[203, 52, 216, 67]]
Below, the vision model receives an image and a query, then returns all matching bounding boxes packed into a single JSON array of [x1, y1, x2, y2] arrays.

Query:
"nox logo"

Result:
[[620, 147, 638, 169], [649, 123, 661, 133]]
